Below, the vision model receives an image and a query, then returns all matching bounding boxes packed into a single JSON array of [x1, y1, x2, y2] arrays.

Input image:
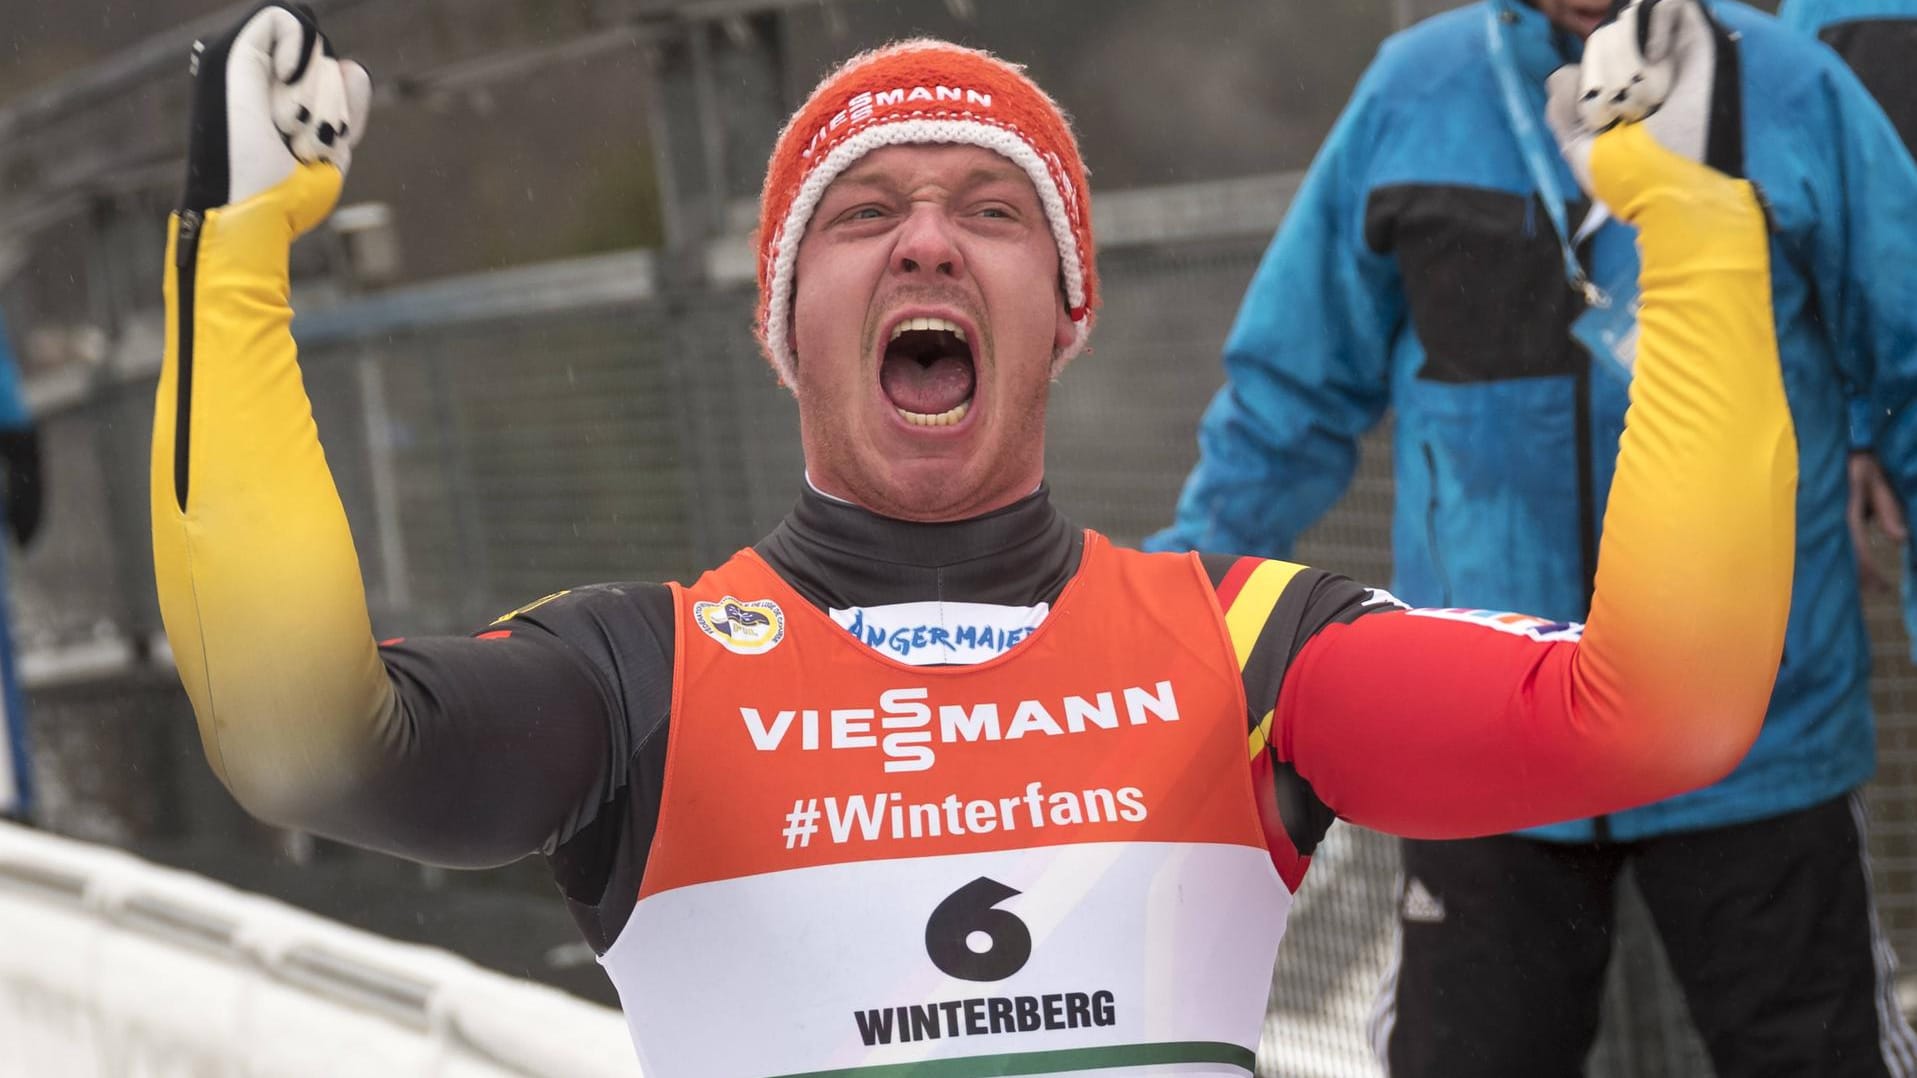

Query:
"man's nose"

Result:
[[893, 207, 965, 279]]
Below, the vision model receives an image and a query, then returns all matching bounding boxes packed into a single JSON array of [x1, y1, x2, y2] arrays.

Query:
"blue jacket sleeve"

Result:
[[1145, 59, 1402, 558], [0, 313, 30, 431], [1779, 0, 1917, 34], [0, 313, 39, 547], [1796, 54, 1917, 648], [1776, 0, 1828, 33]]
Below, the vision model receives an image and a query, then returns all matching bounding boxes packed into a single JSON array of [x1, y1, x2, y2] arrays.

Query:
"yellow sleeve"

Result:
[[151, 162, 399, 826], [1573, 122, 1797, 786]]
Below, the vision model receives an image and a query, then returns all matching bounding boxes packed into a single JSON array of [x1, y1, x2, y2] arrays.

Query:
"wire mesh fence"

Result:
[[13, 224, 1917, 1076], [0, 0, 1874, 1068]]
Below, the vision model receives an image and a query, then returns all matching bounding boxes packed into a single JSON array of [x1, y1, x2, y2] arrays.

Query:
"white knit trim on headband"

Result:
[[763, 117, 1091, 385]]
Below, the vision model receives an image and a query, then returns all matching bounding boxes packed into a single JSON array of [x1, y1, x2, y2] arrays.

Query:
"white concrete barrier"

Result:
[[0, 822, 641, 1077]]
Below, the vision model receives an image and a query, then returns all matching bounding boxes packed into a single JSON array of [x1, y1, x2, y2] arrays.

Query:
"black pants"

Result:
[[1375, 795, 1917, 1077]]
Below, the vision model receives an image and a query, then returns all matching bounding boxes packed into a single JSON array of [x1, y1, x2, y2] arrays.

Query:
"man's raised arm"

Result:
[[1271, 12, 1796, 838], [151, 6, 616, 866]]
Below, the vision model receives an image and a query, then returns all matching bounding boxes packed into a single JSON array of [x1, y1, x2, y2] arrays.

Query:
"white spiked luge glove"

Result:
[[1546, 0, 1743, 197], [183, 2, 372, 214]]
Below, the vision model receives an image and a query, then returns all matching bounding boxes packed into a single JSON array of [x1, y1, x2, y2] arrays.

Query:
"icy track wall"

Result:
[[0, 822, 642, 1076]]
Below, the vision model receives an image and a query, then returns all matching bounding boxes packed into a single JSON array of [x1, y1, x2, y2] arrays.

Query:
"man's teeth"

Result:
[[896, 399, 972, 427], [888, 316, 967, 343], [885, 317, 971, 427]]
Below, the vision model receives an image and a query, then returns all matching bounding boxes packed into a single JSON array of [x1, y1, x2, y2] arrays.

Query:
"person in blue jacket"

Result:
[[1781, 0, 1916, 154], [1148, 0, 1917, 1073], [0, 311, 41, 824], [1780, 0, 1917, 673]]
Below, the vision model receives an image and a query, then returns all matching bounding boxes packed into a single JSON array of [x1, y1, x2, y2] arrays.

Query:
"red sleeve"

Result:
[[1275, 608, 1739, 840]]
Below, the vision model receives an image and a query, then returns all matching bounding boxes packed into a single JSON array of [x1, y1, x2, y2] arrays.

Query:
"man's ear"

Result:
[[783, 270, 800, 388], [1053, 300, 1076, 355], [1048, 308, 1079, 377], [1054, 271, 1077, 350]]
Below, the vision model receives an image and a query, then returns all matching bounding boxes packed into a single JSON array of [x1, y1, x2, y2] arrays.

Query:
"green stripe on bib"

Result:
[[771, 1039, 1256, 1077]]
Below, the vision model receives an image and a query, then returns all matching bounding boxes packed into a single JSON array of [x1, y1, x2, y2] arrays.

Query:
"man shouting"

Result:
[[153, 5, 1794, 1074]]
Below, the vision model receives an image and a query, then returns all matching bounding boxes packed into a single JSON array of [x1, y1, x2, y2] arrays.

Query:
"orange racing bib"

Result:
[[603, 533, 1290, 1077]]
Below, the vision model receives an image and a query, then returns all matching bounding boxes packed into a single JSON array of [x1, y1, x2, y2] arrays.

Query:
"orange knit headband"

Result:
[[756, 39, 1098, 383]]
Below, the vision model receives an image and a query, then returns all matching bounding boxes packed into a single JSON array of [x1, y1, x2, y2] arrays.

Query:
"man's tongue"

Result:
[[881, 352, 975, 416]]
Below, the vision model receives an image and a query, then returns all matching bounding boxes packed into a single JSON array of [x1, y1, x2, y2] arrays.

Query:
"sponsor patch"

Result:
[[695, 596, 787, 655], [740, 680, 1181, 773], [1406, 607, 1584, 642], [829, 600, 1049, 666]]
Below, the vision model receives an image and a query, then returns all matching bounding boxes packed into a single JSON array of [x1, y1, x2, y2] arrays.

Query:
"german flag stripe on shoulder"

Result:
[[1206, 556, 1307, 672], [1200, 554, 1331, 753], [1201, 553, 1366, 866]]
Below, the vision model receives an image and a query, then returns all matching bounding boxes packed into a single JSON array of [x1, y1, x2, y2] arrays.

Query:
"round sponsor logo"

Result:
[[693, 596, 786, 655]]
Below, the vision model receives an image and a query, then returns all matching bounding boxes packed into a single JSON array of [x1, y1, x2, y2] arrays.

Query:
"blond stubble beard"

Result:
[[791, 341, 1053, 523]]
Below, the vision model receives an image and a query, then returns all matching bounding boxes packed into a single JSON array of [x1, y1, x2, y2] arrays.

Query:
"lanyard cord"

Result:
[[1484, 7, 1610, 308]]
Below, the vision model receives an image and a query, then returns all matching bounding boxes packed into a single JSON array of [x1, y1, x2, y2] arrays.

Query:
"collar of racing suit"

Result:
[[753, 482, 1085, 613]]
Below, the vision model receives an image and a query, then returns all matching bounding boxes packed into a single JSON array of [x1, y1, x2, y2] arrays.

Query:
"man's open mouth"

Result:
[[881, 316, 976, 428]]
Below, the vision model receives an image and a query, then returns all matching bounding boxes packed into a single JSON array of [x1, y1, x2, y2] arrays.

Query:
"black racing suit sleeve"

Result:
[[532, 584, 676, 951], [356, 583, 671, 871], [1198, 553, 1382, 857]]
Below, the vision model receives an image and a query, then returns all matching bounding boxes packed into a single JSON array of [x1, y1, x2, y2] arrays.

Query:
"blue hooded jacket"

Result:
[[1780, 0, 1917, 659], [1149, 0, 1917, 842], [1781, 0, 1917, 36], [0, 314, 31, 433], [0, 311, 30, 820]]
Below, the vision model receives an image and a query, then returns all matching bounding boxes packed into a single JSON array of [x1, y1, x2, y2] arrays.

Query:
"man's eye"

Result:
[[978, 206, 1014, 219], [846, 207, 885, 221]]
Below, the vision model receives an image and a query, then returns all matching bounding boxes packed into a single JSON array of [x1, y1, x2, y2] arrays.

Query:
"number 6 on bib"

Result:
[[925, 877, 1033, 981]]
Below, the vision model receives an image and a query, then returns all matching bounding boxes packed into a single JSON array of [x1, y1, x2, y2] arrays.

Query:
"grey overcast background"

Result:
[[3, 1, 1483, 291]]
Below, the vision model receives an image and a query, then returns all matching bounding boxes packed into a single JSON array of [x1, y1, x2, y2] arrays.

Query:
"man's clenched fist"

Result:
[[1546, 0, 1743, 196], [183, 2, 371, 214]]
